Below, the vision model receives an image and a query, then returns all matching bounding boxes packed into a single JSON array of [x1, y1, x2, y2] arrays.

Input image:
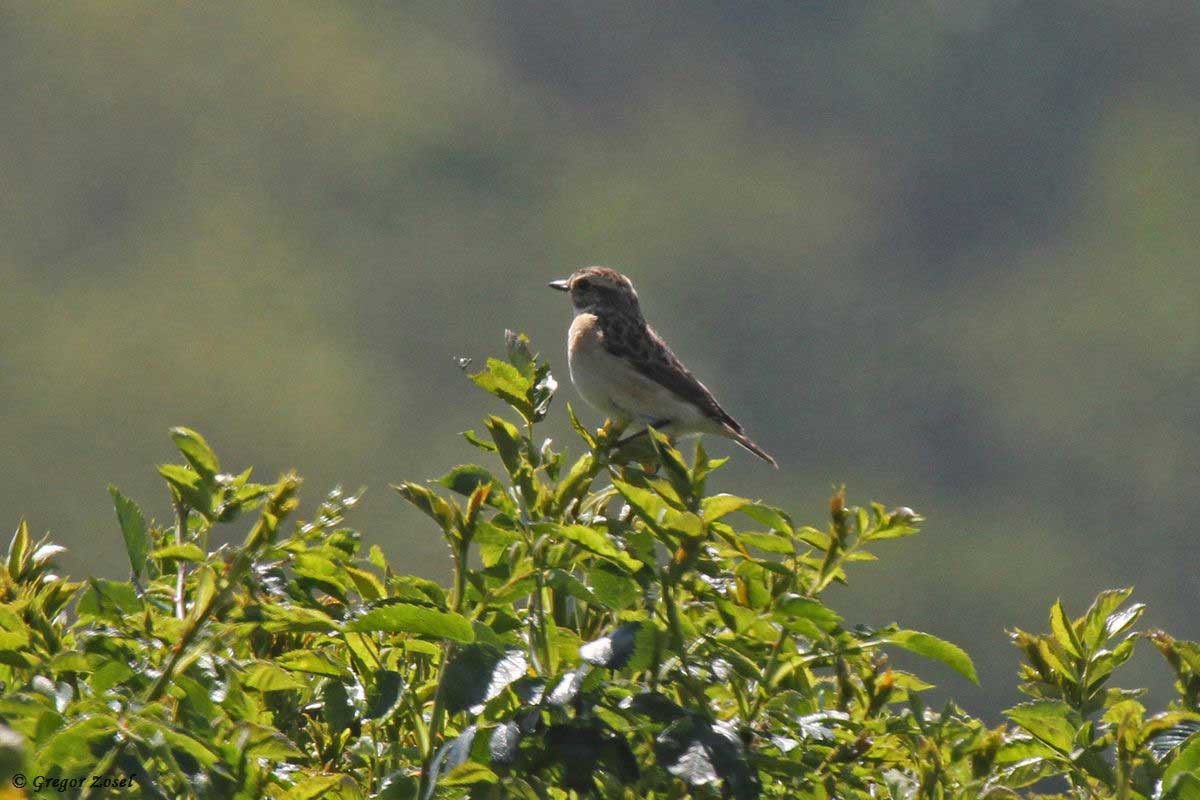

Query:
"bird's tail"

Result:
[[729, 431, 778, 468]]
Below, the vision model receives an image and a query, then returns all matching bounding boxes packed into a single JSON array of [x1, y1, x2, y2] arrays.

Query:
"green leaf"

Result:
[[244, 727, 305, 761], [1081, 588, 1133, 649], [554, 453, 596, 511], [536, 522, 642, 570], [1163, 732, 1200, 790], [702, 494, 751, 522], [647, 428, 691, 493], [6, 520, 30, 578], [250, 604, 337, 633], [885, 629, 979, 684], [737, 531, 794, 554], [566, 402, 595, 448], [1165, 773, 1200, 800], [471, 358, 534, 420], [865, 522, 919, 540], [739, 503, 794, 534], [462, 429, 498, 452], [347, 603, 475, 643], [661, 507, 703, 538], [280, 773, 355, 800], [440, 760, 499, 787], [275, 650, 346, 678], [344, 565, 386, 601], [505, 329, 537, 375], [864, 503, 921, 540], [588, 562, 640, 610], [157, 463, 213, 515], [612, 479, 667, 528], [775, 594, 842, 629], [108, 486, 150, 578], [437, 464, 498, 497], [0, 607, 30, 651], [393, 482, 461, 535], [150, 543, 207, 563], [484, 415, 525, 476], [77, 578, 141, 618], [1104, 602, 1145, 639], [37, 714, 118, 768], [690, 439, 727, 486], [153, 728, 220, 768], [1004, 700, 1079, 753], [243, 662, 310, 692], [169, 426, 220, 479], [475, 521, 521, 567], [1087, 637, 1137, 691], [548, 568, 600, 606], [94, 667, 138, 700], [1049, 600, 1083, 658], [190, 565, 218, 620]]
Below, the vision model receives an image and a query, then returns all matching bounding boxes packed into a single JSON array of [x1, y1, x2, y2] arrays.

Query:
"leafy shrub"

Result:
[[0, 332, 1198, 799]]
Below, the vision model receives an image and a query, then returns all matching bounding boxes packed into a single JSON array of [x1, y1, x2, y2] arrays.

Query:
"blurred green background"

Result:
[[3, 2, 1197, 717]]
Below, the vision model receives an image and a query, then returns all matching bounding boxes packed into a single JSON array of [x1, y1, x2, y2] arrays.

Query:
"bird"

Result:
[[549, 266, 778, 467]]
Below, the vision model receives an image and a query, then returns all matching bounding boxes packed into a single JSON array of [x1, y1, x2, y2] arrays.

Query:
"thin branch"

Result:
[[173, 498, 187, 619]]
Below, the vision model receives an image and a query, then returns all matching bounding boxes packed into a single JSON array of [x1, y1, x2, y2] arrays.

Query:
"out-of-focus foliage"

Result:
[[1, 336, 1198, 798], [2, 2, 1198, 719]]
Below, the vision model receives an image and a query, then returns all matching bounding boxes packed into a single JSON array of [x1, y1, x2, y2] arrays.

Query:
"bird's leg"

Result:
[[614, 428, 647, 448], [612, 419, 673, 475], [615, 418, 672, 448]]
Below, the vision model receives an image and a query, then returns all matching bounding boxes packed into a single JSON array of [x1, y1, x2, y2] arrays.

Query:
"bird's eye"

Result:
[[576, 279, 591, 291]]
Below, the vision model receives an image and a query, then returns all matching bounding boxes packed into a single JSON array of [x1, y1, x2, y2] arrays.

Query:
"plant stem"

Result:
[[173, 499, 187, 619], [418, 538, 470, 799], [661, 575, 707, 710]]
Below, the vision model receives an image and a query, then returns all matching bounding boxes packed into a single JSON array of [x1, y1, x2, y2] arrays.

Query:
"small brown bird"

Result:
[[549, 267, 777, 467]]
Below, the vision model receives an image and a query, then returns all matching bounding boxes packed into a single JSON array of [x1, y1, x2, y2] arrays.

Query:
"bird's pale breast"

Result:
[[567, 312, 714, 431]]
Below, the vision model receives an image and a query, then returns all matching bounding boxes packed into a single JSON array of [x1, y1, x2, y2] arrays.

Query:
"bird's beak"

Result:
[[548, 279, 570, 292]]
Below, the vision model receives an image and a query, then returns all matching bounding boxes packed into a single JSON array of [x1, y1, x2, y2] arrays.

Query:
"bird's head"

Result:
[[549, 267, 641, 318]]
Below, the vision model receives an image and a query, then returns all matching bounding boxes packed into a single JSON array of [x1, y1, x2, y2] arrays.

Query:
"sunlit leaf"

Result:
[[169, 426, 220, 479], [701, 494, 750, 521], [612, 479, 667, 528], [393, 482, 461, 535], [243, 662, 308, 692], [885, 629, 979, 684], [739, 503, 794, 535], [346, 603, 474, 643], [736, 531, 794, 554], [1081, 588, 1134, 649], [1163, 735, 1200, 795], [471, 358, 534, 419], [535, 522, 642, 570], [150, 543, 207, 562], [1049, 599, 1083, 658], [276, 650, 346, 678], [109, 486, 149, 578], [1004, 701, 1079, 753], [775, 594, 842, 629], [157, 463, 213, 515]]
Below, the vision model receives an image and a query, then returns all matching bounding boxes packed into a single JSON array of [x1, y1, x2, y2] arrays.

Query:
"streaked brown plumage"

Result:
[[549, 267, 777, 467]]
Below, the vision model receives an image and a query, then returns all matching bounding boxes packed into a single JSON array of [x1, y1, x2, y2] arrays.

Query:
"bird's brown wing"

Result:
[[600, 316, 743, 433]]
